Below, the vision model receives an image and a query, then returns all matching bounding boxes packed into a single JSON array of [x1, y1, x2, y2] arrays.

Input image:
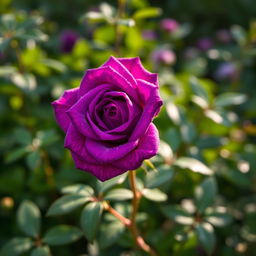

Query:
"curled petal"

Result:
[[129, 80, 163, 141], [71, 152, 128, 181], [102, 56, 137, 87], [79, 66, 140, 103], [118, 57, 158, 86], [85, 138, 139, 163], [52, 88, 79, 132], [113, 123, 159, 170]]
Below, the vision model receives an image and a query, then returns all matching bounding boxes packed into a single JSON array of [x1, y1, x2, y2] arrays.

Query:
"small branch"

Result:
[[114, 0, 126, 57], [103, 201, 131, 226]]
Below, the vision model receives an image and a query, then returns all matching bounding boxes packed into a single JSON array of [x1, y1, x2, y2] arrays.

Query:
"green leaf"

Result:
[[80, 202, 103, 241], [47, 194, 90, 216], [5, 146, 29, 163], [0, 65, 16, 76], [162, 205, 194, 225], [180, 121, 196, 143], [0, 238, 33, 256], [31, 246, 51, 256], [17, 200, 41, 238], [43, 225, 82, 246], [125, 27, 143, 51], [142, 188, 167, 202], [214, 93, 247, 107], [13, 128, 32, 145], [61, 184, 94, 196], [0, 38, 11, 52], [97, 173, 127, 193], [133, 7, 162, 19], [145, 165, 174, 188], [41, 59, 67, 73], [205, 207, 232, 227], [190, 77, 209, 102], [195, 177, 217, 213], [195, 222, 216, 255], [36, 130, 59, 147], [166, 101, 181, 125], [104, 188, 133, 201], [26, 151, 41, 170], [99, 221, 125, 249], [174, 157, 213, 175]]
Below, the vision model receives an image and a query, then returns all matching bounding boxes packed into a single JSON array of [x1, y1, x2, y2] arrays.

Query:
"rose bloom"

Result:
[[214, 62, 238, 81], [160, 18, 179, 33], [52, 56, 163, 181], [60, 30, 79, 53], [151, 48, 176, 65], [196, 37, 213, 51]]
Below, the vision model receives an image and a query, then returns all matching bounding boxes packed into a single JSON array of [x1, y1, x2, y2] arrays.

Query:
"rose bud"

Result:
[[59, 30, 79, 53]]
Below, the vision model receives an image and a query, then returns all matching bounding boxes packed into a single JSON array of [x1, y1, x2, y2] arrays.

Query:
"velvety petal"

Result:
[[85, 137, 139, 163], [113, 123, 159, 170], [118, 57, 158, 86], [67, 84, 127, 141], [129, 80, 163, 141], [52, 88, 79, 132], [102, 56, 137, 87], [79, 66, 140, 103], [71, 152, 128, 181]]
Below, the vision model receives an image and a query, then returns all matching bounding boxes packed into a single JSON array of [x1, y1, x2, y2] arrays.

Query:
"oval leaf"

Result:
[[142, 188, 167, 202], [47, 194, 90, 216], [17, 200, 41, 238], [80, 202, 103, 242], [43, 225, 82, 246], [104, 188, 133, 201], [61, 184, 94, 197], [31, 246, 51, 256], [0, 238, 33, 256]]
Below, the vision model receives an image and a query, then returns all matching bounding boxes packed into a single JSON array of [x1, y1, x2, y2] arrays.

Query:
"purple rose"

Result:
[[160, 19, 179, 33], [151, 48, 176, 65], [59, 30, 79, 53], [52, 56, 163, 181], [196, 37, 213, 51], [214, 62, 238, 81]]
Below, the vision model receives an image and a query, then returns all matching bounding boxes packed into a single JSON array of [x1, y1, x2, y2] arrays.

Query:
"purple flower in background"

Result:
[[52, 56, 163, 181], [142, 30, 157, 40], [196, 37, 213, 51], [151, 48, 176, 65], [215, 62, 238, 80], [60, 30, 79, 53], [160, 18, 179, 33], [216, 29, 232, 43]]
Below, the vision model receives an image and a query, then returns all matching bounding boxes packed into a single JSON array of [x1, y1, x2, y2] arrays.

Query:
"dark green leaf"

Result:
[[104, 188, 133, 201], [142, 188, 167, 202], [0, 238, 33, 256], [80, 202, 103, 241], [17, 200, 41, 238], [43, 225, 82, 246], [97, 173, 127, 193], [174, 157, 213, 175], [13, 128, 32, 145], [47, 194, 90, 216], [162, 205, 194, 225], [5, 146, 29, 163], [145, 165, 174, 188], [26, 151, 41, 170], [195, 222, 216, 255], [190, 77, 209, 102], [31, 246, 51, 256], [205, 207, 232, 227], [61, 184, 94, 196], [195, 177, 217, 213], [99, 221, 125, 248], [214, 92, 247, 107]]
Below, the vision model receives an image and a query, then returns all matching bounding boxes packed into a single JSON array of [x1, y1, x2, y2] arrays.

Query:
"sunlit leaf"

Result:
[[142, 188, 167, 202], [104, 188, 133, 201], [0, 238, 33, 256]]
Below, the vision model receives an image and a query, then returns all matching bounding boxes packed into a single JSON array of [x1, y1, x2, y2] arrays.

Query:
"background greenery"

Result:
[[0, 0, 256, 255]]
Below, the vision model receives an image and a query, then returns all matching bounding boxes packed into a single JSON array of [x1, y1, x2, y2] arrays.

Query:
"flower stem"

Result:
[[114, 0, 126, 57], [128, 170, 158, 256]]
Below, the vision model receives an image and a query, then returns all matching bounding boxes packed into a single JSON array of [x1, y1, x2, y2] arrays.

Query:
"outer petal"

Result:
[[118, 57, 158, 86], [85, 138, 139, 163], [52, 88, 79, 132], [102, 56, 137, 87], [129, 80, 163, 141], [113, 123, 159, 170], [71, 152, 128, 181], [79, 66, 140, 104]]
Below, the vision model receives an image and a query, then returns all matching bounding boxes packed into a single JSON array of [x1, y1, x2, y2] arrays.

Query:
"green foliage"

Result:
[[1, 0, 256, 255]]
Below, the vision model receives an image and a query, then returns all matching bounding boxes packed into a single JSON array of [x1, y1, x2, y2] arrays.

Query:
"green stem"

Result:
[[114, 0, 126, 57]]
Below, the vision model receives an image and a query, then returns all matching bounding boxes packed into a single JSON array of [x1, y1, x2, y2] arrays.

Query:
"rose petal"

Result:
[[102, 56, 137, 87], [118, 57, 158, 86], [85, 137, 139, 163], [52, 88, 79, 132], [79, 66, 140, 104], [71, 152, 128, 181], [113, 123, 159, 170], [129, 80, 163, 141]]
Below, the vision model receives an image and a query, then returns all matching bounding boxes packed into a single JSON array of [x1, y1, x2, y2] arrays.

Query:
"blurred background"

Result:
[[0, 0, 256, 255]]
